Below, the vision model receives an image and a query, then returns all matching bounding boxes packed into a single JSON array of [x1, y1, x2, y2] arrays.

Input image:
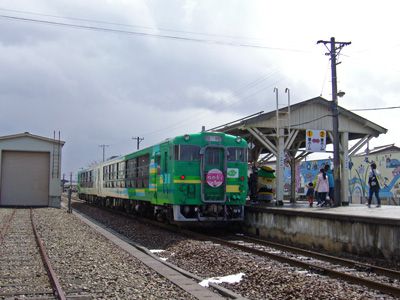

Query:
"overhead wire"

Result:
[[289, 114, 333, 127], [0, 9, 297, 143], [0, 13, 309, 52], [350, 106, 400, 111], [0, 9, 336, 141], [0, 7, 270, 44], [319, 60, 331, 97], [139, 70, 283, 138]]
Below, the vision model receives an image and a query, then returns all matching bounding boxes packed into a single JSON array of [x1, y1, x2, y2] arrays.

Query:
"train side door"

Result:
[[154, 152, 161, 200], [159, 143, 170, 201], [97, 168, 101, 195], [202, 146, 226, 202]]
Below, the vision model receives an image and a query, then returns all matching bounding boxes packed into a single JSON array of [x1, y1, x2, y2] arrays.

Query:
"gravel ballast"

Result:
[[71, 201, 397, 299], [2, 207, 197, 299]]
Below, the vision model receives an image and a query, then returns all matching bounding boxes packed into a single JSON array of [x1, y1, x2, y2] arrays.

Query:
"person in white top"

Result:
[[315, 168, 330, 206]]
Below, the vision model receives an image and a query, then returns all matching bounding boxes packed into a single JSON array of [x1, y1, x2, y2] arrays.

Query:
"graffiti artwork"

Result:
[[280, 151, 400, 203], [349, 153, 400, 203]]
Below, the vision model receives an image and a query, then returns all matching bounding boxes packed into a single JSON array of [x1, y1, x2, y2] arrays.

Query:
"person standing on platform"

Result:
[[368, 162, 381, 208], [324, 164, 334, 205], [315, 168, 329, 207], [306, 182, 315, 207]]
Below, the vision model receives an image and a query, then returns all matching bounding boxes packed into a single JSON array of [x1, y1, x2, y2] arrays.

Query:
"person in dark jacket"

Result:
[[306, 182, 315, 207], [368, 162, 381, 208]]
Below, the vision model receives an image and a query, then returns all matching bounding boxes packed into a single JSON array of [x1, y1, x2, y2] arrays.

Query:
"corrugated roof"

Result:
[[0, 132, 65, 145], [212, 96, 387, 137], [355, 144, 400, 156], [210, 96, 388, 156]]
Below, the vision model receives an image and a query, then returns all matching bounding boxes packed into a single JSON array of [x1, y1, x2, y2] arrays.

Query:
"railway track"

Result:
[[120, 204, 400, 297], [0, 208, 66, 299], [69, 203, 246, 300], [188, 232, 399, 297], [204, 233, 400, 298], [85, 202, 400, 298], [71, 199, 400, 298]]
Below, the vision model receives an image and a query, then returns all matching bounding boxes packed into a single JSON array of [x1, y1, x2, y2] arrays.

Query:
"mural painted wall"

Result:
[[348, 152, 400, 203], [294, 159, 332, 195], [281, 151, 400, 203]]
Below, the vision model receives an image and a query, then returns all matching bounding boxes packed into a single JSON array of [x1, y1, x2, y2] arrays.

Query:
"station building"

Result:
[[0, 132, 64, 207]]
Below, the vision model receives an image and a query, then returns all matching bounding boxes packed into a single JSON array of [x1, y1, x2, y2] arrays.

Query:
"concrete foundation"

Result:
[[49, 196, 61, 208], [244, 205, 400, 262]]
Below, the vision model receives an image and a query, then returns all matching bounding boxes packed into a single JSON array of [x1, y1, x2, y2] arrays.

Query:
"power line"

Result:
[[350, 106, 400, 111], [0, 7, 270, 44], [319, 60, 331, 96], [0, 13, 309, 52], [289, 114, 333, 127], [138, 71, 283, 138]]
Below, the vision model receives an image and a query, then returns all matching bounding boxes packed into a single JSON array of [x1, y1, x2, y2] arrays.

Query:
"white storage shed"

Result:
[[0, 132, 64, 207]]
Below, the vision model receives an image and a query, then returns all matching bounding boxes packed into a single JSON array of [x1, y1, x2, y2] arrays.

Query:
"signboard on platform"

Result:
[[305, 129, 326, 152]]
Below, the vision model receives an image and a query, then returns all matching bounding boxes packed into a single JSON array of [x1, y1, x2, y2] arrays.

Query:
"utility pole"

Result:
[[98, 144, 109, 162], [68, 172, 72, 213], [274, 87, 284, 206], [62, 173, 65, 193], [132, 137, 144, 150], [317, 37, 351, 207]]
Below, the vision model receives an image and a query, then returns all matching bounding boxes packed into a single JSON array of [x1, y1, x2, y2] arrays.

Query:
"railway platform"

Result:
[[244, 202, 400, 262]]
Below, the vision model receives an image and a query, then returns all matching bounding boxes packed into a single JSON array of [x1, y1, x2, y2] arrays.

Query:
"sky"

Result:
[[0, 0, 399, 176]]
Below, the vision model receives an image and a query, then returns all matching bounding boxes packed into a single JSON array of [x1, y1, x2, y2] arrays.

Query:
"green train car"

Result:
[[78, 131, 248, 222]]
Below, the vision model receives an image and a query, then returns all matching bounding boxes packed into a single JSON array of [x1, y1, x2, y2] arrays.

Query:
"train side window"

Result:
[[174, 145, 200, 161], [174, 145, 180, 160], [227, 147, 247, 162]]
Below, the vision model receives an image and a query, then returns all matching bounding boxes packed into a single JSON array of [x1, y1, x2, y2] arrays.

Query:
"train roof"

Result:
[[78, 131, 247, 174]]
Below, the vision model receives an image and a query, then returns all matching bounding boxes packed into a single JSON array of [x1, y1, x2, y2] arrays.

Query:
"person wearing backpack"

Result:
[[368, 163, 381, 208]]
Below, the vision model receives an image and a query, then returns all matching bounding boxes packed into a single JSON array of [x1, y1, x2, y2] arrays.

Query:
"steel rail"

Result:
[[240, 235, 400, 280], [71, 202, 246, 299], [30, 209, 67, 300], [189, 233, 400, 298], [0, 209, 16, 245], [77, 200, 400, 297]]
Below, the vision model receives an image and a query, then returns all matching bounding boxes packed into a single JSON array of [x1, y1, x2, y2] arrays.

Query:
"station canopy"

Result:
[[210, 96, 387, 161]]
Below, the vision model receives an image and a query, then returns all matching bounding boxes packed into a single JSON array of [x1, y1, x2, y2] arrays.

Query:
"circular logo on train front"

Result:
[[206, 169, 224, 187]]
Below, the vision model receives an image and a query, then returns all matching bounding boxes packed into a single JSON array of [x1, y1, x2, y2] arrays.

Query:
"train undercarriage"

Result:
[[78, 193, 244, 223]]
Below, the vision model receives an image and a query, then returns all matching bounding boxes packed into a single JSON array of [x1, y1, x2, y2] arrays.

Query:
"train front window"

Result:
[[227, 147, 247, 162], [205, 147, 221, 165], [174, 145, 200, 161]]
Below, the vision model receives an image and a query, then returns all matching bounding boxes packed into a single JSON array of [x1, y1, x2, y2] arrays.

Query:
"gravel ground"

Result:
[[1, 209, 53, 298], [161, 239, 396, 300], [2, 207, 197, 300], [70, 201, 398, 300]]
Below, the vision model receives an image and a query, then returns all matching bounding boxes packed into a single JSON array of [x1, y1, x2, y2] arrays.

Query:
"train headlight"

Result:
[[235, 136, 242, 143], [184, 134, 190, 141]]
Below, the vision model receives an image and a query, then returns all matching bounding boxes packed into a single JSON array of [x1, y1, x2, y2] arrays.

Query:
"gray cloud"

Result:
[[0, 0, 399, 175]]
